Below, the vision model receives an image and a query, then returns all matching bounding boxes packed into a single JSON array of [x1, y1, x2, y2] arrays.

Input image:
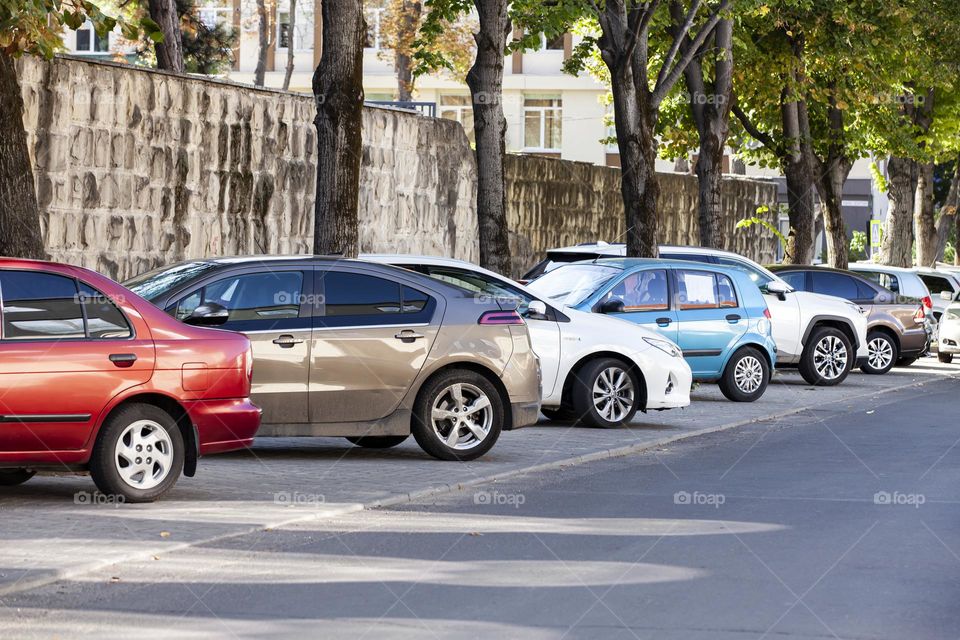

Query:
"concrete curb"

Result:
[[0, 374, 946, 598]]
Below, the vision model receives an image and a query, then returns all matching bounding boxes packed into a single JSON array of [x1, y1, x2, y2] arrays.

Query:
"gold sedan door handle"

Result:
[[272, 335, 305, 348], [394, 330, 425, 343]]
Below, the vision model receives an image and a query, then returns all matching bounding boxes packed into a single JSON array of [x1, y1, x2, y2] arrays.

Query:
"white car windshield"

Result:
[[528, 264, 621, 307]]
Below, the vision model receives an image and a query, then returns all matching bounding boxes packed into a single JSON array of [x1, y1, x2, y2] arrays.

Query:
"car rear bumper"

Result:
[[900, 328, 931, 357], [184, 398, 262, 456], [508, 400, 541, 430]]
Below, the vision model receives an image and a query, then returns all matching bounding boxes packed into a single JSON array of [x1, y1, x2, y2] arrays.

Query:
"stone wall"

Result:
[[505, 155, 779, 274], [17, 56, 776, 281]]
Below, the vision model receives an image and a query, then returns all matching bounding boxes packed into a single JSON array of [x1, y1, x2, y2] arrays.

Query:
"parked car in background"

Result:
[[364, 255, 693, 428], [528, 259, 777, 402], [768, 266, 929, 375], [525, 243, 870, 386], [913, 267, 960, 322], [937, 292, 960, 363], [126, 257, 541, 461], [0, 259, 261, 502]]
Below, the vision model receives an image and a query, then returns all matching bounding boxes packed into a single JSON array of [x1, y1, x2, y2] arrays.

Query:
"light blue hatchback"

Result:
[[528, 259, 778, 402]]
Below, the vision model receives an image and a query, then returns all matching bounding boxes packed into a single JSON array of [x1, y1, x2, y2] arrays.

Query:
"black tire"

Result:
[[799, 326, 853, 386], [90, 403, 184, 503], [571, 357, 642, 428], [0, 469, 35, 486], [896, 357, 918, 367], [860, 330, 899, 375], [718, 347, 770, 402], [541, 406, 578, 422], [411, 369, 504, 461], [939, 352, 954, 364], [345, 436, 409, 449]]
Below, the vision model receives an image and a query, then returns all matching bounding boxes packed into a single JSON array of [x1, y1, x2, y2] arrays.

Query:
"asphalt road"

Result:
[[2, 373, 958, 639]]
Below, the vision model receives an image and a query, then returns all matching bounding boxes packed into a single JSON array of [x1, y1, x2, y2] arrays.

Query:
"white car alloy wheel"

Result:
[[430, 383, 493, 451], [114, 419, 175, 491], [867, 336, 894, 371], [734, 355, 764, 394], [592, 366, 635, 423], [813, 335, 848, 381]]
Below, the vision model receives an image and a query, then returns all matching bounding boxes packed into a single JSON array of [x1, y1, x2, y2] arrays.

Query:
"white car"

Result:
[[938, 295, 960, 364], [524, 243, 870, 386], [363, 255, 693, 428]]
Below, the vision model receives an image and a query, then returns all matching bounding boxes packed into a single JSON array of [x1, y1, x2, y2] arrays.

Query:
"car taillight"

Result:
[[914, 305, 926, 324], [244, 345, 254, 384], [922, 295, 933, 311], [763, 308, 772, 319], [478, 310, 525, 325]]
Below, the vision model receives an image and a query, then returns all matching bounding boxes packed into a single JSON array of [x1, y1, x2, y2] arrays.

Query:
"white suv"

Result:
[[525, 244, 869, 386], [364, 254, 693, 428]]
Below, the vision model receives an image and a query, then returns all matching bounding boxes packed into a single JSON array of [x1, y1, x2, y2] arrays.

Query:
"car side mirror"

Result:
[[599, 299, 625, 314], [765, 281, 790, 300], [941, 290, 954, 301], [185, 302, 229, 326], [526, 300, 548, 320]]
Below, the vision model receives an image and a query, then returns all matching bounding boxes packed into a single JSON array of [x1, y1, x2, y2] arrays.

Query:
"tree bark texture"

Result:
[[282, 0, 298, 91], [914, 160, 938, 267], [148, 0, 186, 73], [935, 158, 959, 261], [312, 0, 364, 256], [395, 0, 422, 101], [254, 0, 272, 87], [0, 53, 47, 260], [466, 0, 512, 275], [880, 156, 917, 267]]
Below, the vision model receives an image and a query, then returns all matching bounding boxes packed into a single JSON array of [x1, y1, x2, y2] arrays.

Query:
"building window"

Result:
[[365, 7, 384, 50], [523, 96, 562, 150], [75, 26, 109, 53], [439, 95, 475, 144]]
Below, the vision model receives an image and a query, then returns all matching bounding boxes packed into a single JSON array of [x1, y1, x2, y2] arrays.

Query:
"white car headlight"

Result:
[[644, 337, 682, 358]]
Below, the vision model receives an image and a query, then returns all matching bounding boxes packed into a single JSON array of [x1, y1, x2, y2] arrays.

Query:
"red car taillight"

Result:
[[478, 310, 525, 325], [763, 308, 772, 319], [922, 295, 933, 312], [914, 305, 926, 324], [244, 345, 254, 386]]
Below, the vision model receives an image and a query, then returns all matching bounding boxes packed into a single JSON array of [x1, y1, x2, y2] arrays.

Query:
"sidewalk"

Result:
[[0, 361, 955, 597]]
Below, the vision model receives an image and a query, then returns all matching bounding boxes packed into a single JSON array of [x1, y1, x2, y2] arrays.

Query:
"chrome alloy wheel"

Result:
[[114, 420, 174, 490], [734, 355, 764, 393], [592, 366, 635, 422], [867, 336, 894, 371], [814, 335, 849, 380], [431, 383, 493, 450]]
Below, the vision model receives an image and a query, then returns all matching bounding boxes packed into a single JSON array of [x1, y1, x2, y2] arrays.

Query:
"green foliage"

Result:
[[735, 206, 788, 252], [868, 161, 889, 194], [849, 230, 868, 262], [0, 0, 162, 59]]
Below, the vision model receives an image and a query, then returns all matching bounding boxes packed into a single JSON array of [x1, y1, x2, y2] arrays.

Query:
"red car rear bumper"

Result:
[[185, 398, 262, 456]]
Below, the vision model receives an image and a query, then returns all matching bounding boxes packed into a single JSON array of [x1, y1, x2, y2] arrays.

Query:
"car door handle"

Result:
[[272, 335, 304, 348], [725, 314, 742, 323], [109, 353, 137, 367], [395, 330, 425, 342], [656, 317, 672, 326]]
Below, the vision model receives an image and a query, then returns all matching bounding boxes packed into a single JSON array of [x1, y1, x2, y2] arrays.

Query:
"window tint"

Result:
[[779, 271, 807, 291], [714, 257, 774, 286], [402, 286, 429, 313], [0, 271, 85, 339], [175, 271, 303, 324], [855, 279, 878, 300], [716, 274, 738, 308], [858, 270, 900, 293], [324, 272, 402, 316], [78, 283, 132, 338], [604, 269, 669, 311], [809, 272, 859, 300], [677, 270, 719, 310], [424, 266, 530, 309], [919, 274, 955, 295]]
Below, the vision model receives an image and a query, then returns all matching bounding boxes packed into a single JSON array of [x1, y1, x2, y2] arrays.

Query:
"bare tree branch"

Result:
[[733, 103, 783, 156]]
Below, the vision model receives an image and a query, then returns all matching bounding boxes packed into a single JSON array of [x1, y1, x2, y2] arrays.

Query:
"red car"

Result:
[[0, 259, 261, 502]]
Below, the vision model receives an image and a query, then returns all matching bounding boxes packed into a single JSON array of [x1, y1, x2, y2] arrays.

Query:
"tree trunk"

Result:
[[148, 0, 185, 73], [695, 144, 723, 249], [879, 156, 916, 267], [312, 0, 364, 256], [254, 0, 271, 87], [935, 158, 959, 260], [465, 0, 511, 275], [779, 91, 815, 264], [0, 54, 46, 260], [395, 0, 422, 101], [282, 0, 298, 91], [814, 155, 852, 270], [914, 160, 938, 267]]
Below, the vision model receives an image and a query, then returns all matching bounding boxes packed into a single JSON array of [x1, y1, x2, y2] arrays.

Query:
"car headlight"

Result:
[[644, 337, 682, 358]]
